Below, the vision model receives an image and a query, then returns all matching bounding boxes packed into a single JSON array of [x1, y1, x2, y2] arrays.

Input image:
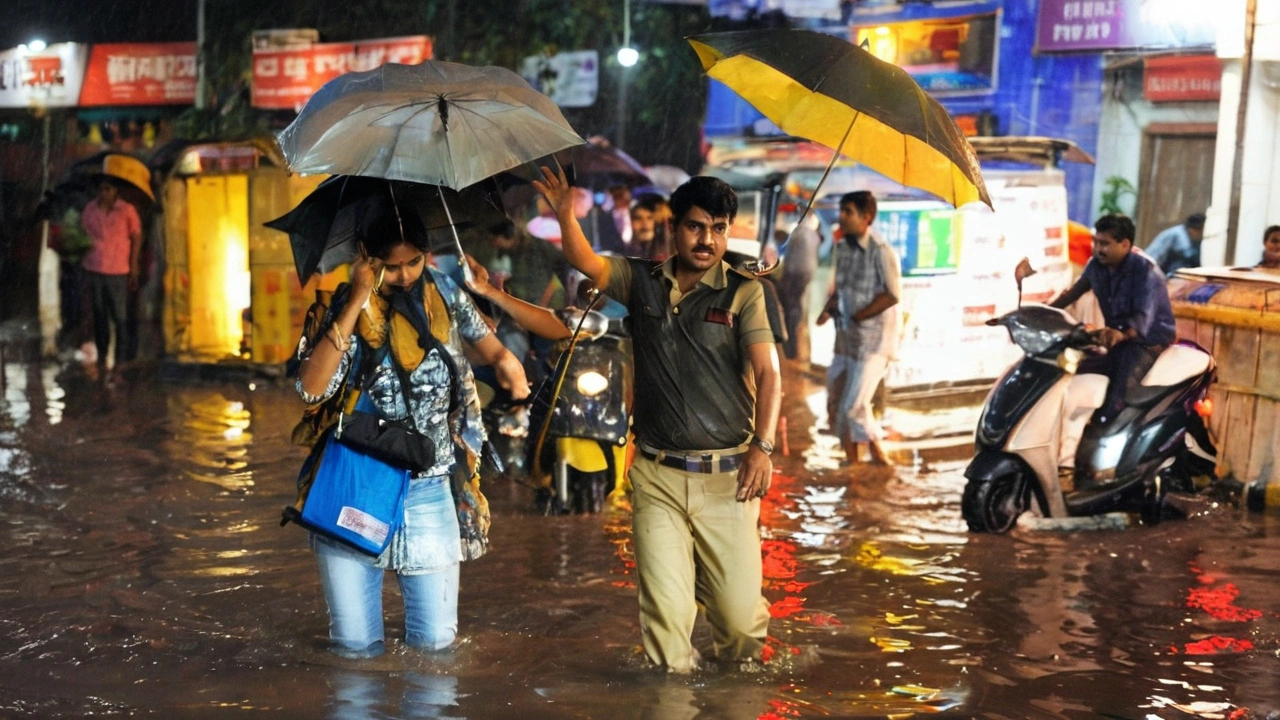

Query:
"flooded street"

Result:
[[1, 358, 1278, 719]]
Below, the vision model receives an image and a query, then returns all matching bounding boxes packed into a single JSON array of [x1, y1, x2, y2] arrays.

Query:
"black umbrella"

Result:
[[555, 141, 650, 192], [265, 175, 507, 286]]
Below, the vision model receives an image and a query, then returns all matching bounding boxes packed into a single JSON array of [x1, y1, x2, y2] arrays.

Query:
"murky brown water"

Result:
[[1, 358, 1277, 719]]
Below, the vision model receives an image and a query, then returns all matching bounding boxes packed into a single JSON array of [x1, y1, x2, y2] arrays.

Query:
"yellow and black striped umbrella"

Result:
[[688, 29, 991, 209]]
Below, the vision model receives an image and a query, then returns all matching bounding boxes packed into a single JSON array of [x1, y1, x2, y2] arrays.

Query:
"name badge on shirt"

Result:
[[705, 308, 735, 327]]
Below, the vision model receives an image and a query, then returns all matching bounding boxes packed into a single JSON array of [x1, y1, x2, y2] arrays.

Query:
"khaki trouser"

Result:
[[628, 455, 770, 672]]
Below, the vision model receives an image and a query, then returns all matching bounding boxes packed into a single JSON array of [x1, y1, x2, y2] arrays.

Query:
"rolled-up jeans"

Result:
[[313, 475, 461, 658], [828, 353, 890, 443]]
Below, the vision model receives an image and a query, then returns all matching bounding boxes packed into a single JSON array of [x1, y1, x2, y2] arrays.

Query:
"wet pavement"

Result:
[[0, 357, 1278, 719]]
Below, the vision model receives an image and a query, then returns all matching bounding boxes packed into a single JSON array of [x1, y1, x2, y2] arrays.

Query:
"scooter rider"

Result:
[[1050, 213, 1177, 425]]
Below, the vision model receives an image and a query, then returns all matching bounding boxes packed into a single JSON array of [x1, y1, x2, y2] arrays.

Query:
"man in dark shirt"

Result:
[[534, 167, 781, 673], [1051, 213, 1177, 424]]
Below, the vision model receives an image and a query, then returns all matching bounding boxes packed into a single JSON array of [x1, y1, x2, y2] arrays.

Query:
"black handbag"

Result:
[[335, 406, 436, 472]]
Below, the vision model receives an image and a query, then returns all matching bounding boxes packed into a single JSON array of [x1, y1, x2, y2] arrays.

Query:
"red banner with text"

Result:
[[251, 35, 432, 110], [1143, 55, 1222, 103], [79, 42, 198, 106]]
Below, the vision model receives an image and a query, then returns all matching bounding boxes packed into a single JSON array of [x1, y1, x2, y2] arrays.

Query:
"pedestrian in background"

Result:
[[535, 167, 780, 673], [1145, 212, 1204, 276], [464, 219, 568, 381], [80, 180, 141, 384], [777, 214, 821, 364], [630, 192, 672, 261], [818, 191, 900, 466], [1258, 224, 1280, 269]]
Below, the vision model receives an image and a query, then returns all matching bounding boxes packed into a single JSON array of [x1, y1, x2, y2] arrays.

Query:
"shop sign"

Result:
[[252, 35, 432, 110], [1037, 0, 1216, 53], [851, 12, 1000, 95], [1143, 55, 1222, 102], [0, 42, 88, 108], [80, 43, 197, 106], [520, 50, 598, 108]]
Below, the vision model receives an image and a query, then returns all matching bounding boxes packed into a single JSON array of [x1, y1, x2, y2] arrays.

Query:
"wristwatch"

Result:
[[751, 437, 775, 456]]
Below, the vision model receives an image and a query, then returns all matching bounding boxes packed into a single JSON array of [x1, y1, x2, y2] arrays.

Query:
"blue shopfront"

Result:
[[703, 0, 1105, 224]]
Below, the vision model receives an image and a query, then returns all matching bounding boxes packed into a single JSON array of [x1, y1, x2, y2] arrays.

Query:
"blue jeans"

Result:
[[313, 476, 461, 658]]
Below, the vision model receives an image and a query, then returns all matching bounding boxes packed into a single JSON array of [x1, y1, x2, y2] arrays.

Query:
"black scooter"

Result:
[[962, 304, 1217, 533]]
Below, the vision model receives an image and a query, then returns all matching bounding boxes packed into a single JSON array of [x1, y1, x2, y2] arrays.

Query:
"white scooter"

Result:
[[962, 304, 1217, 533]]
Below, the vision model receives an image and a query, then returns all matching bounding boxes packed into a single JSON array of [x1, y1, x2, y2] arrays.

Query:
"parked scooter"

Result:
[[962, 304, 1217, 533], [525, 298, 632, 514]]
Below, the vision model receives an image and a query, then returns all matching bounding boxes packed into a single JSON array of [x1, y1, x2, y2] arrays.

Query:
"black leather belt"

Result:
[[638, 446, 748, 474]]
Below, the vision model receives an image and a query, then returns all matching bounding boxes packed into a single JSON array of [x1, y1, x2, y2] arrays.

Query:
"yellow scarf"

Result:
[[355, 280, 453, 372]]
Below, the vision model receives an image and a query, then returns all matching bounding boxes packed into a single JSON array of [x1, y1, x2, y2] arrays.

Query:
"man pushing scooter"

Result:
[[1049, 213, 1177, 426]]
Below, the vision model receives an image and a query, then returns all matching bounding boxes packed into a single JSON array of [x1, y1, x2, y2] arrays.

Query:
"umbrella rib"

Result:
[[386, 101, 447, 179]]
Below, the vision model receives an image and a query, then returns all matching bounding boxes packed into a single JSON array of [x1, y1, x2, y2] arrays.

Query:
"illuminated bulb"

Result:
[[617, 47, 639, 67]]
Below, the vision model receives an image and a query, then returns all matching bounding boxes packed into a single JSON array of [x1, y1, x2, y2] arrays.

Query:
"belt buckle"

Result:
[[700, 453, 714, 474]]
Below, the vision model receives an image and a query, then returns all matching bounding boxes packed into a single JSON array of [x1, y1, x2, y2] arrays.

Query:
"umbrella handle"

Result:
[[438, 186, 475, 286], [751, 113, 858, 277]]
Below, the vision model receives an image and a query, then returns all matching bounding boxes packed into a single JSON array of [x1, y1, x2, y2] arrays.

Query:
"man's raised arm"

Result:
[[532, 166, 608, 287]]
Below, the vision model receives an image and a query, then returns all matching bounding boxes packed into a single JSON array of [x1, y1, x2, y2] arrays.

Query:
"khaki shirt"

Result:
[[602, 256, 775, 350], [600, 256, 773, 451]]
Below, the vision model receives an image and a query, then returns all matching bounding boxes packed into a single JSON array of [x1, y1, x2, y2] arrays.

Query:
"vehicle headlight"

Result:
[[1058, 347, 1082, 373], [576, 370, 609, 397]]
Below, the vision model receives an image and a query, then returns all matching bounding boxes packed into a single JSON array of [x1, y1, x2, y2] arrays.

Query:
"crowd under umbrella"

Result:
[[276, 59, 586, 280], [687, 28, 993, 272]]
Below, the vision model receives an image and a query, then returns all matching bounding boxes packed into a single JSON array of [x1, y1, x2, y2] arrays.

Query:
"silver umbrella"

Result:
[[278, 60, 585, 274]]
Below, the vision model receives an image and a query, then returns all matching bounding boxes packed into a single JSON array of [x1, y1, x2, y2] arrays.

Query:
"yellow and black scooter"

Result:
[[525, 291, 632, 514]]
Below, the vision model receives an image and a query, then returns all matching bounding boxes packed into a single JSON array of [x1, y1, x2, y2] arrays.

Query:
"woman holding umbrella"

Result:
[[295, 199, 528, 659]]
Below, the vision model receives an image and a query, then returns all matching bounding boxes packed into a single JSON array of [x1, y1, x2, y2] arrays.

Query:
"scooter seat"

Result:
[[1141, 343, 1211, 387]]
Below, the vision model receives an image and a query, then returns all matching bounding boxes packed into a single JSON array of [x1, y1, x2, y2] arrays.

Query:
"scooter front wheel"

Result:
[[962, 473, 1029, 534]]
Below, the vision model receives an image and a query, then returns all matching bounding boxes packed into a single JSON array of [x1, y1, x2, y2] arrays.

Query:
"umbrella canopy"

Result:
[[557, 141, 651, 192], [277, 61, 586, 191], [687, 29, 991, 209], [265, 175, 507, 286], [42, 152, 155, 220]]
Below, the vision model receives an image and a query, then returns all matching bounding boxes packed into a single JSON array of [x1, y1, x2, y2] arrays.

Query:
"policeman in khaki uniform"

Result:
[[534, 168, 782, 672]]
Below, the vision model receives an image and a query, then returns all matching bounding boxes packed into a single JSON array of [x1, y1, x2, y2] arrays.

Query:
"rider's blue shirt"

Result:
[[1066, 249, 1177, 347]]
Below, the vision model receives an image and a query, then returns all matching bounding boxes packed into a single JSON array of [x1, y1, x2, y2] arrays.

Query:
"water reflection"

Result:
[[166, 392, 255, 491], [0, 366, 1276, 718], [2, 361, 31, 427], [40, 366, 65, 425], [328, 671, 464, 720]]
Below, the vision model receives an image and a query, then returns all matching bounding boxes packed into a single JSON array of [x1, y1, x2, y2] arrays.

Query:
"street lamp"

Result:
[[616, 0, 638, 148], [28, 39, 47, 52]]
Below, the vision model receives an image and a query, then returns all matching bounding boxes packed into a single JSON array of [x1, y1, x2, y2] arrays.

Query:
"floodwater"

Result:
[[0, 358, 1277, 719]]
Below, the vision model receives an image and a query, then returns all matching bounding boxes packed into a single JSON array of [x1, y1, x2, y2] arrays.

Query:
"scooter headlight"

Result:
[[1057, 347, 1082, 373], [576, 370, 609, 397]]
